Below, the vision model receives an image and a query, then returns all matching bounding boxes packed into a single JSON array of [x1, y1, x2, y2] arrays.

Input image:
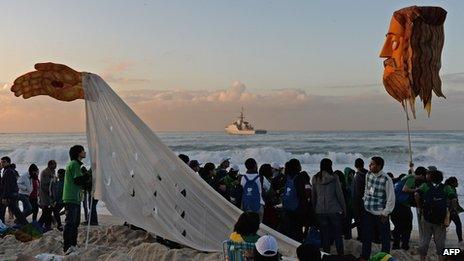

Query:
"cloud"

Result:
[[325, 83, 382, 89], [118, 81, 310, 105], [101, 61, 150, 85], [0, 80, 463, 132], [442, 72, 464, 85], [0, 82, 10, 92], [322, 73, 464, 90]]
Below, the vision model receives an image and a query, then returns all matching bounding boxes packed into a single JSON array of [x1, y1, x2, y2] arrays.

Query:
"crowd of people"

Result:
[[179, 154, 463, 260], [1, 148, 462, 259], [0, 145, 95, 254]]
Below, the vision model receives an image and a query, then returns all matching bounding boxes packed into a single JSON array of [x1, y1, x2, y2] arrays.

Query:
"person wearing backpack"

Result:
[[241, 158, 264, 219], [312, 158, 346, 255], [281, 159, 309, 242], [259, 164, 280, 230], [412, 166, 427, 238], [390, 170, 417, 250], [445, 177, 463, 243], [415, 170, 457, 261]]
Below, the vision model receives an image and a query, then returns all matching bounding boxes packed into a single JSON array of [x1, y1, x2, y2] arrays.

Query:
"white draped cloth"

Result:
[[83, 73, 298, 256]]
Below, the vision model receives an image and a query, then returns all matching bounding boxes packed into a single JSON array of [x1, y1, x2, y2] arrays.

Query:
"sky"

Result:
[[0, 0, 463, 132]]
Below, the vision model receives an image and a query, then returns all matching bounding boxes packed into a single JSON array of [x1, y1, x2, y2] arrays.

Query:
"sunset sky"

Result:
[[1, 0, 463, 132]]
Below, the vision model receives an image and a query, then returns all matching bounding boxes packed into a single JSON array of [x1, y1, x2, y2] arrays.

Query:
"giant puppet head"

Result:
[[380, 6, 447, 117]]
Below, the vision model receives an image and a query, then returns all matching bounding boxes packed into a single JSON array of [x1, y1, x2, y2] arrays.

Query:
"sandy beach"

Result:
[[0, 214, 461, 260], [0, 214, 221, 261]]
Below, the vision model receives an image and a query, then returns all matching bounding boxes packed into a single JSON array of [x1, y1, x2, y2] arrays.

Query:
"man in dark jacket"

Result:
[[0, 156, 28, 225], [352, 158, 368, 241]]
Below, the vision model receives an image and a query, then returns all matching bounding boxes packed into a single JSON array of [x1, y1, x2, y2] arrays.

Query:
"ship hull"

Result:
[[226, 127, 256, 135], [225, 125, 255, 135]]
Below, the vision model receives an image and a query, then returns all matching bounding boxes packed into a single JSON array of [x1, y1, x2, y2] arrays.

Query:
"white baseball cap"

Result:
[[230, 164, 240, 172], [220, 157, 231, 164], [271, 162, 282, 169], [255, 235, 278, 257]]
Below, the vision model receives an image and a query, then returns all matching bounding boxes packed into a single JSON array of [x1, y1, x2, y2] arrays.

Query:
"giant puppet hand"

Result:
[[11, 63, 84, 101]]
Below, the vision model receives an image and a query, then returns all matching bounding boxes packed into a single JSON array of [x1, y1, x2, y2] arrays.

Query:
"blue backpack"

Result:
[[242, 175, 261, 212], [282, 175, 299, 211], [394, 178, 409, 204]]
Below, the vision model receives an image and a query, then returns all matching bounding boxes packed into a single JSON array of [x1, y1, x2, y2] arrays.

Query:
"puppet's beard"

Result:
[[383, 65, 412, 103], [382, 59, 417, 117]]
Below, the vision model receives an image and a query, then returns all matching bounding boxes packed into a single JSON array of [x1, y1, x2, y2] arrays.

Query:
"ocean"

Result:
[[2, 131, 463, 224], [2, 131, 463, 182]]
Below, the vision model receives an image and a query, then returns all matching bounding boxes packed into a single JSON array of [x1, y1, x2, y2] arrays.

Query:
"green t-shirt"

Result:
[[418, 183, 457, 199], [222, 175, 239, 188], [62, 160, 83, 204], [400, 174, 416, 207]]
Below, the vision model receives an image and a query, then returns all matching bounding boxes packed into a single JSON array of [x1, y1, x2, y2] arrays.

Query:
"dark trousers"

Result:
[[343, 207, 353, 239], [353, 204, 365, 240], [0, 198, 28, 225], [90, 198, 98, 224], [63, 203, 81, 252], [361, 212, 390, 259], [317, 213, 344, 255], [29, 197, 39, 221], [82, 192, 98, 224], [391, 204, 412, 248], [53, 203, 64, 227], [281, 209, 303, 242], [39, 206, 53, 229], [262, 205, 279, 230], [82, 191, 89, 221], [0, 205, 4, 223], [451, 211, 463, 242]]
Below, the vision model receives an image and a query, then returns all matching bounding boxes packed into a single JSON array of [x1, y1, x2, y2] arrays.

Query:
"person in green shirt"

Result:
[[445, 176, 463, 242], [415, 170, 458, 261], [62, 145, 90, 254]]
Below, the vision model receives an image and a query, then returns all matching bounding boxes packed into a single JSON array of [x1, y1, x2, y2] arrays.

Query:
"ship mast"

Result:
[[239, 106, 245, 122]]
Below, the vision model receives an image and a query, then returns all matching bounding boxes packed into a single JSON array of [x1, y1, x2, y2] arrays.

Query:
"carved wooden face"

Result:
[[380, 6, 447, 117], [380, 16, 411, 105]]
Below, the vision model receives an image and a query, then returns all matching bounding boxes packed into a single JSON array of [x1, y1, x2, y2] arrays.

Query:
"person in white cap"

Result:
[[271, 163, 283, 178], [254, 235, 279, 260], [216, 157, 231, 181], [271, 162, 286, 199]]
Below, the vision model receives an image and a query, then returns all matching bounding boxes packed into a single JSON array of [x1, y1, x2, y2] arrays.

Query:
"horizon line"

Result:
[[1, 129, 464, 135]]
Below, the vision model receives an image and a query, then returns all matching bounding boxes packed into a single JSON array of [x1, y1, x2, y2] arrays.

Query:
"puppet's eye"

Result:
[[392, 40, 398, 50]]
